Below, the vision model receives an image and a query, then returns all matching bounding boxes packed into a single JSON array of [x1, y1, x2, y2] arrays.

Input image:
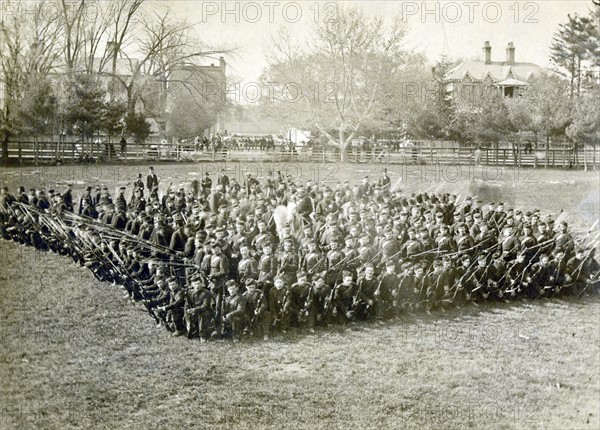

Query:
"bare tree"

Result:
[[0, 2, 63, 163], [262, 7, 406, 161]]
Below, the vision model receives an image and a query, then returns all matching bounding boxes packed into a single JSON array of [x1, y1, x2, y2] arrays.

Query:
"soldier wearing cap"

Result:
[[300, 239, 325, 279], [219, 280, 246, 341], [504, 252, 528, 298], [315, 186, 338, 220], [243, 279, 270, 341], [519, 223, 538, 262], [156, 277, 186, 336], [185, 274, 213, 341], [208, 240, 229, 320], [78, 186, 93, 214], [201, 172, 212, 196], [455, 223, 475, 258], [310, 274, 332, 325], [500, 225, 521, 262], [411, 263, 429, 310], [258, 243, 277, 297], [251, 219, 275, 255], [401, 228, 422, 261], [325, 237, 345, 286], [355, 264, 381, 320], [290, 271, 315, 330], [379, 225, 400, 265], [269, 275, 292, 334], [277, 237, 299, 285], [238, 243, 258, 283], [526, 253, 554, 299], [567, 247, 600, 296], [111, 201, 128, 231], [469, 254, 492, 300], [424, 260, 449, 310], [554, 221, 575, 260], [332, 270, 359, 322], [436, 224, 456, 253]]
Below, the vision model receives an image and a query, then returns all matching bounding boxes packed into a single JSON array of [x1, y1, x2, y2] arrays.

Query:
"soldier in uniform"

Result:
[[455, 223, 475, 259], [519, 223, 538, 262], [269, 276, 292, 334], [277, 238, 299, 286], [201, 172, 213, 196], [300, 239, 325, 280], [242, 279, 270, 341], [156, 277, 186, 336], [220, 280, 247, 342], [526, 254, 555, 299], [258, 243, 277, 298], [237, 243, 258, 284], [209, 241, 229, 322], [436, 224, 456, 254], [554, 221, 575, 260], [425, 260, 449, 311], [290, 271, 315, 331], [401, 228, 422, 261], [184, 274, 213, 341], [500, 225, 521, 262], [325, 237, 345, 286], [332, 270, 359, 323], [470, 254, 493, 301]]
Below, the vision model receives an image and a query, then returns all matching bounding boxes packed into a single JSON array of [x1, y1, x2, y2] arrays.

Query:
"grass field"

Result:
[[1, 162, 599, 430]]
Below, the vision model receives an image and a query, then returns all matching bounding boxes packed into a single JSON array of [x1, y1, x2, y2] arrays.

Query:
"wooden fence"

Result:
[[4, 140, 600, 169]]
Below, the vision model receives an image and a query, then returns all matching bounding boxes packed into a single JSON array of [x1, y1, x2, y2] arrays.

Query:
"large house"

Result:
[[444, 42, 544, 98]]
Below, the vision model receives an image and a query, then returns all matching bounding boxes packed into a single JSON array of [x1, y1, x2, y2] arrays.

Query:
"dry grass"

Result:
[[0, 162, 599, 429]]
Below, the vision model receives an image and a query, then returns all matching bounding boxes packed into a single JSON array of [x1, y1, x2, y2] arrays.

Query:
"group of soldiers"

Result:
[[1, 166, 599, 342]]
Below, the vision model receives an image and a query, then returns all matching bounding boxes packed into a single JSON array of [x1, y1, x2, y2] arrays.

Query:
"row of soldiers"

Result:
[[0, 168, 599, 341]]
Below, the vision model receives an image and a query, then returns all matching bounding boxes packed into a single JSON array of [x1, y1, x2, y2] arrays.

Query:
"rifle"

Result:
[[249, 290, 266, 329], [299, 285, 313, 322], [445, 256, 480, 303]]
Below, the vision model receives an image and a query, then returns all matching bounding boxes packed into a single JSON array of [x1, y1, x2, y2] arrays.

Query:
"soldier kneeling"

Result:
[[217, 280, 247, 342], [269, 276, 292, 335], [243, 279, 270, 341], [184, 274, 213, 342]]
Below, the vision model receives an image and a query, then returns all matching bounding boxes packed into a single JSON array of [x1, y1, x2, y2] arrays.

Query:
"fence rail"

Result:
[[4, 140, 600, 169]]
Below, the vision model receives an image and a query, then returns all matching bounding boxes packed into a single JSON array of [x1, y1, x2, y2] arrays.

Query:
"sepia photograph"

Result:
[[0, 1, 599, 429]]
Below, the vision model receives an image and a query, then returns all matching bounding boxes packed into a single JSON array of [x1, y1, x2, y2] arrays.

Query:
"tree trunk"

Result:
[[1, 131, 9, 164], [338, 129, 347, 163]]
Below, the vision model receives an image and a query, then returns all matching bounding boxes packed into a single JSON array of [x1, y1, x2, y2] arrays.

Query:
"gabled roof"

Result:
[[445, 60, 544, 83]]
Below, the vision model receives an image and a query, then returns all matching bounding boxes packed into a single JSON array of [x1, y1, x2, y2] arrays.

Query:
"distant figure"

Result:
[[474, 146, 482, 165], [146, 166, 159, 191], [120, 137, 127, 155]]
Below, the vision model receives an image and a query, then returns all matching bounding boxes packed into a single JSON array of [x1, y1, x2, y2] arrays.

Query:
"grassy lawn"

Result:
[[0, 162, 599, 429]]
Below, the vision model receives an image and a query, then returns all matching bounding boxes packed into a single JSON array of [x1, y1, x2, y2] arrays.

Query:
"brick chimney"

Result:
[[483, 41, 492, 65], [219, 56, 226, 73], [506, 42, 515, 64]]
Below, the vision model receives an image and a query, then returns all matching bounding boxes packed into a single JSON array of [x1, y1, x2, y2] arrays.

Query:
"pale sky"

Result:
[[158, 0, 594, 84]]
